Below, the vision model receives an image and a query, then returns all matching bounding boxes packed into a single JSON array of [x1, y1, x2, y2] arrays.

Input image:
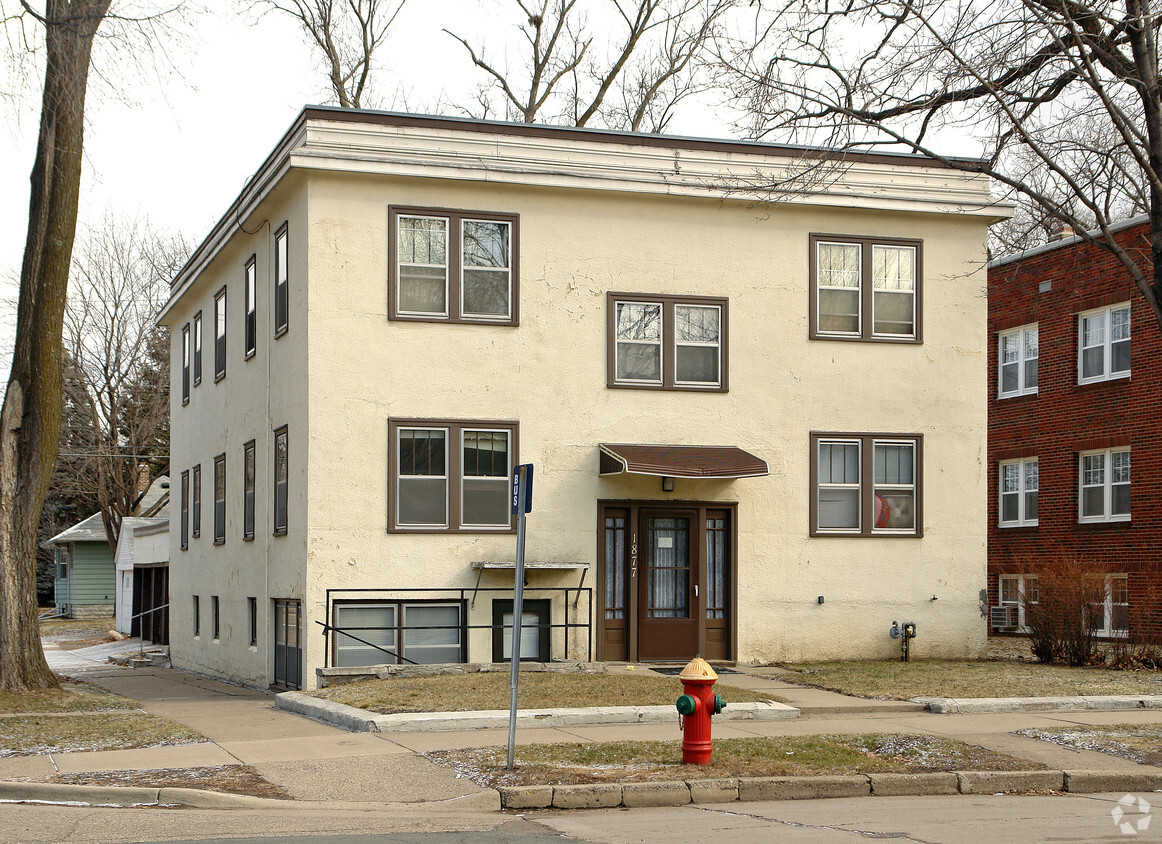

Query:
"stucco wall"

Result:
[[298, 169, 990, 683]]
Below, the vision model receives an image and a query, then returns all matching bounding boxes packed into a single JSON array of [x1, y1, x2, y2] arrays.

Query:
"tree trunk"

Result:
[[0, 0, 111, 693]]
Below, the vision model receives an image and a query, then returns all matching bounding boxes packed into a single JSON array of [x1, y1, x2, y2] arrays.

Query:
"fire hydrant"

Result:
[[674, 656, 726, 765]]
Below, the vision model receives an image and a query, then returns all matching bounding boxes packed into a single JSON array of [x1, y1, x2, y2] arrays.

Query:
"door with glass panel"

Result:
[[638, 510, 699, 660]]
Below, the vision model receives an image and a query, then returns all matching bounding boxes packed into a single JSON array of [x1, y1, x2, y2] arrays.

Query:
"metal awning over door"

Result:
[[599, 443, 769, 479]]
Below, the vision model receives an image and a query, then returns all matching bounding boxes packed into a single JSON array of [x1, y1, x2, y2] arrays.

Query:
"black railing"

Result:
[[129, 603, 170, 657], [321, 586, 593, 669]]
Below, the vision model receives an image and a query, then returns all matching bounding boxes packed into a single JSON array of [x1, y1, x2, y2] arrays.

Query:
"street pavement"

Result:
[[2, 639, 1162, 842]]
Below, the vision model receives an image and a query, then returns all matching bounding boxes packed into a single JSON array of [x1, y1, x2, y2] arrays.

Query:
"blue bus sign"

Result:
[[511, 464, 533, 514]]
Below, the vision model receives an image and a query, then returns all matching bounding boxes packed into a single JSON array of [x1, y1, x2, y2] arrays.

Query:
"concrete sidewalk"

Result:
[[5, 640, 1162, 809]]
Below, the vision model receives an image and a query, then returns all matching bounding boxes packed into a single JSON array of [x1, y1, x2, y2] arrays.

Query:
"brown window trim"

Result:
[[387, 418, 519, 534], [809, 431, 924, 537], [606, 292, 728, 392], [180, 469, 189, 551], [214, 286, 227, 382], [388, 205, 520, 326], [808, 233, 923, 344], [192, 464, 201, 539], [213, 452, 226, 545], [243, 439, 256, 541], [274, 222, 289, 339], [329, 597, 467, 666], [273, 425, 288, 537], [244, 255, 257, 361], [181, 324, 190, 406], [193, 311, 203, 386]]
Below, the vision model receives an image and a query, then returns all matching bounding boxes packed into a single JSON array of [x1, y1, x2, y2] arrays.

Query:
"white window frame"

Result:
[[1090, 573, 1129, 637], [811, 433, 921, 537], [1079, 447, 1130, 523], [459, 217, 513, 321], [459, 428, 512, 528], [396, 214, 450, 319], [614, 300, 663, 386], [673, 303, 723, 387], [998, 574, 1039, 630], [998, 324, 1038, 398], [395, 425, 450, 529], [1078, 303, 1130, 384], [999, 457, 1038, 527], [815, 241, 862, 338]]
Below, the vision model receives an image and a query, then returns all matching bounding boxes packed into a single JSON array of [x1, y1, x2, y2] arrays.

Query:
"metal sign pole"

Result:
[[506, 463, 532, 772]]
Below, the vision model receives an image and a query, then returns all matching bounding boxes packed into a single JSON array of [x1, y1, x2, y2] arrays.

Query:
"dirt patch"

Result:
[[427, 733, 1044, 789], [312, 671, 771, 714], [1016, 725, 1162, 766], [9, 765, 293, 799], [0, 681, 136, 715]]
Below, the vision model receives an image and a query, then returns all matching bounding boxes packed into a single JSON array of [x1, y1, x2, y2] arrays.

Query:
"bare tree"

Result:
[[446, 0, 734, 130], [718, 0, 1162, 329], [1, 0, 113, 692], [56, 214, 184, 551], [255, 0, 407, 108]]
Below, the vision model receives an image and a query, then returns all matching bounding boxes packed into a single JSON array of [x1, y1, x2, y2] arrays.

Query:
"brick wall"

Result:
[[988, 221, 1162, 640]]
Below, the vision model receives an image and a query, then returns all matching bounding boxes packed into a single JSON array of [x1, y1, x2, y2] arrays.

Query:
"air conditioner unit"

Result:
[[990, 605, 1020, 629]]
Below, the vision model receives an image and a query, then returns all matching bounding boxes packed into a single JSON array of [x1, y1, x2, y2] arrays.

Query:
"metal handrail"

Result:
[[130, 603, 169, 658], [314, 620, 419, 665]]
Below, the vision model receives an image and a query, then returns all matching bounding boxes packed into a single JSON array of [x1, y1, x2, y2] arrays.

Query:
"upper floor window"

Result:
[[1079, 447, 1130, 523], [193, 311, 203, 385], [274, 426, 288, 536], [999, 457, 1038, 527], [388, 419, 516, 532], [809, 234, 921, 343], [998, 324, 1038, 397], [811, 432, 922, 536], [180, 469, 189, 550], [214, 453, 226, 544], [243, 439, 256, 541], [192, 464, 202, 539], [214, 287, 227, 381], [607, 293, 727, 391], [244, 256, 257, 359], [1078, 303, 1130, 383], [389, 207, 518, 325], [181, 324, 190, 405], [275, 223, 289, 337]]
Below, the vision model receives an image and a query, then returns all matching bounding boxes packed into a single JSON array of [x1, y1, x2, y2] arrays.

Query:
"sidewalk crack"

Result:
[[693, 805, 940, 842]]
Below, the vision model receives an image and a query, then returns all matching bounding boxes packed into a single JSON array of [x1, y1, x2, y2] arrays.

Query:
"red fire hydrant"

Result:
[[675, 656, 726, 765]]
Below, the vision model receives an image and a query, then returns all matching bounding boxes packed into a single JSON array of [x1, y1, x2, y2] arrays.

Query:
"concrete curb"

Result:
[[0, 780, 287, 809], [915, 695, 1162, 714], [275, 692, 799, 732], [497, 768, 1162, 810]]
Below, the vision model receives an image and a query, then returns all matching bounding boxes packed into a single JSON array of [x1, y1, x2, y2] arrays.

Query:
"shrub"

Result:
[[1023, 559, 1106, 666]]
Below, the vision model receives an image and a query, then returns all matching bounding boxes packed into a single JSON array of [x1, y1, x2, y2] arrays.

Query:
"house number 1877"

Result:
[[630, 533, 638, 578]]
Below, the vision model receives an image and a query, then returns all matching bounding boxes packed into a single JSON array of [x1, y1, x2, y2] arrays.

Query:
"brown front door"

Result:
[[598, 501, 735, 663], [638, 511, 698, 660]]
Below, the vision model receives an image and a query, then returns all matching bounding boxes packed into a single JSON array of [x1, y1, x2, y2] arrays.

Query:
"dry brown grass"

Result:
[[0, 713, 205, 757], [17, 766, 293, 799], [781, 660, 1162, 700], [1017, 725, 1162, 766], [0, 680, 136, 715], [312, 671, 771, 714], [429, 733, 1044, 789]]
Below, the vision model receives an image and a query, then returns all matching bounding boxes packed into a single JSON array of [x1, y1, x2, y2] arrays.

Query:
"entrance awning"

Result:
[[599, 443, 769, 479]]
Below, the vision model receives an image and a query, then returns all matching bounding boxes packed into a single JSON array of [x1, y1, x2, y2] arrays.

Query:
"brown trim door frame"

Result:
[[597, 500, 737, 663]]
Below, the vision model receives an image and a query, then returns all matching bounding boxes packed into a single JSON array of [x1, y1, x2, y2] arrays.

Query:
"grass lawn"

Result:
[[312, 672, 771, 714], [0, 680, 137, 714], [0, 712, 205, 757], [428, 733, 1044, 789], [780, 660, 1162, 700], [1017, 725, 1162, 766]]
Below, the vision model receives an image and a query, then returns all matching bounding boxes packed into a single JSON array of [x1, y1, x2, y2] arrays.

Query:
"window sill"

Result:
[[244, 350, 256, 361], [997, 390, 1038, 400], [213, 538, 225, 546], [810, 333, 922, 345], [389, 313, 519, 327], [193, 378, 201, 387], [608, 382, 728, 393], [999, 522, 1038, 529], [388, 526, 517, 535], [182, 398, 189, 407], [1079, 517, 1131, 525], [1078, 373, 1130, 387], [215, 372, 226, 383], [243, 534, 254, 542], [810, 530, 922, 539], [274, 326, 288, 340], [273, 529, 288, 537]]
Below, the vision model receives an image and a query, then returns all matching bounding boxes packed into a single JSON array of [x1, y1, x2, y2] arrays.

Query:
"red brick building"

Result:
[[988, 216, 1162, 641]]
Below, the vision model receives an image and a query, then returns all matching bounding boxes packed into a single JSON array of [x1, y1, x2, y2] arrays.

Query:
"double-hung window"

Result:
[[999, 458, 1038, 527], [1078, 303, 1130, 383], [180, 470, 189, 550], [192, 464, 201, 539], [214, 453, 226, 544], [273, 426, 288, 536], [389, 207, 518, 324], [243, 440, 256, 541], [810, 234, 921, 342], [274, 223, 288, 336], [998, 324, 1038, 397], [811, 433, 922, 536], [1079, 447, 1130, 522], [998, 574, 1039, 630], [181, 324, 190, 405], [244, 256, 257, 359], [389, 419, 517, 532], [1089, 574, 1129, 636], [214, 287, 227, 380], [608, 294, 727, 390], [193, 311, 202, 385]]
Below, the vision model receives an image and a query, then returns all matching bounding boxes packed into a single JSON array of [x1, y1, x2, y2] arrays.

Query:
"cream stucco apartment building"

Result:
[[159, 107, 1006, 690]]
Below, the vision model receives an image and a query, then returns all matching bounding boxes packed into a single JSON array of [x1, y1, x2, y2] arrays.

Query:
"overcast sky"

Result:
[[1, 0, 758, 381]]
